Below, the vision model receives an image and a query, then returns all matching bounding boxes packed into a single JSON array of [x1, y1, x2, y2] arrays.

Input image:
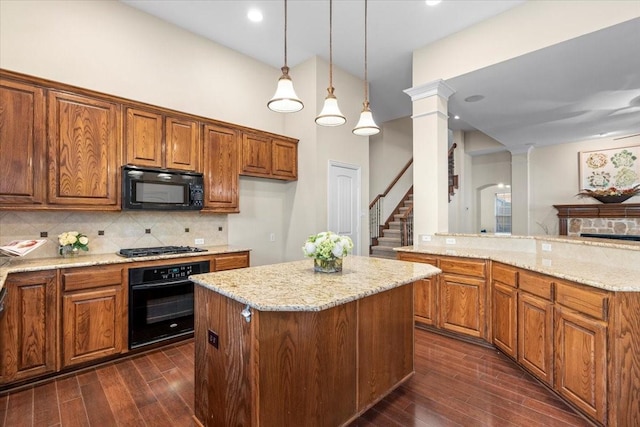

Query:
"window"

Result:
[[495, 193, 511, 233]]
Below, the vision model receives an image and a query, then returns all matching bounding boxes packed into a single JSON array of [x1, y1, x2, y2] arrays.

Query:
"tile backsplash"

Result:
[[0, 211, 228, 259]]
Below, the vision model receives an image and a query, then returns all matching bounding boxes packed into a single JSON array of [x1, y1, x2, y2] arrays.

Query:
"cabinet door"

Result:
[[518, 292, 554, 386], [166, 116, 200, 171], [48, 91, 121, 207], [414, 277, 437, 326], [240, 132, 271, 176], [202, 124, 239, 213], [555, 306, 607, 424], [125, 107, 163, 168], [271, 138, 297, 180], [62, 286, 123, 367], [492, 281, 517, 358], [0, 78, 46, 205], [0, 271, 57, 384], [439, 273, 486, 338]]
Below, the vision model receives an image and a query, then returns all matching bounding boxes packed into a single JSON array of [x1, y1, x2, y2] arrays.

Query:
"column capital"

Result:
[[509, 145, 534, 156], [404, 79, 456, 102]]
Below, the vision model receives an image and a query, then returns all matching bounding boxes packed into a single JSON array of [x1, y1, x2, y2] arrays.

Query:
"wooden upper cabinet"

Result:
[[0, 78, 46, 205], [271, 138, 298, 180], [166, 117, 199, 171], [125, 107, 163, 168], [202, 123, 240, 213], [47, 91, 121, 208], [240, 132, 298, 181], [241, 132, 271, 176], [125, 107, 200, 172]]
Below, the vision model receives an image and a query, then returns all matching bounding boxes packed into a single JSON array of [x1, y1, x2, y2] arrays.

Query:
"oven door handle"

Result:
[[131, 280, 193, 290]]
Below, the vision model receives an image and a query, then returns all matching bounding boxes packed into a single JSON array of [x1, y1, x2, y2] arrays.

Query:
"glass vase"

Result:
[[59, 245, 79, 258], [313, 257, 343, 273]]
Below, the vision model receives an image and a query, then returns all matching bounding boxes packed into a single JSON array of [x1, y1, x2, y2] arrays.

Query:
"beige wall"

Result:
[[0, 0, 369, 264], [369, 117, 413, 200], [413, 1, 640, 84]]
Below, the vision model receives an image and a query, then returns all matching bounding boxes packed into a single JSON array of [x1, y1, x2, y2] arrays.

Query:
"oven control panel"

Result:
[[129, 260, 210, 285]]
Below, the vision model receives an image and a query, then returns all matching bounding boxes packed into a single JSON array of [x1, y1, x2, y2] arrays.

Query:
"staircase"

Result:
[[370, 193, 413, 259]]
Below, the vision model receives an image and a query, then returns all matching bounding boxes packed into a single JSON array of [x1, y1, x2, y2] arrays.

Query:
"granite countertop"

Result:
[[0, 245, 250, 291], [396, 235, 640, 292], [191, 256, 440, 312]]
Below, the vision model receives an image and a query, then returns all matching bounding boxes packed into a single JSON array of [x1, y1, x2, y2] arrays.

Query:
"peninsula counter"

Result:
[[190, 256, 440, 427]]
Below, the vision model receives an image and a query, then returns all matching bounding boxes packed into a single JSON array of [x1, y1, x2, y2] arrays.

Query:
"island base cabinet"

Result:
[[518, 292, 554, 386], [194, 284, 414, 427], [0, 271, 57, 385], [555, 306, 607, 425]]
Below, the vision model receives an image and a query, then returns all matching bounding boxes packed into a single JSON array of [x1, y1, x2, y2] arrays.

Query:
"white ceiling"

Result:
[[120, 0, 640, 150]]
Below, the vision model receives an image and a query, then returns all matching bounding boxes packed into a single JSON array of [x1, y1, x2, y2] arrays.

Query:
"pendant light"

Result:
[[268, 0, 304, 113], [315, 0, 346, 126], [353, 0, 380, 136]]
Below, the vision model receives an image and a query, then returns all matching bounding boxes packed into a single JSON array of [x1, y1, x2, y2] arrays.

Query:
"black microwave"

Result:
[[122, 166, 204, 210]]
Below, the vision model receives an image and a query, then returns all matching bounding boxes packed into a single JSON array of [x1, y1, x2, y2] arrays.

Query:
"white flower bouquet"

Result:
[[303, 231, 353, 272], [58, 231, 89, 256]]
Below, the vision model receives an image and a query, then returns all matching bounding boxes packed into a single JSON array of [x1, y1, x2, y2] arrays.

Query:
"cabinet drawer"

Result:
[[214, 252, 249, 271], [492, 262, 518, 288], [62, 265, 123, 291], [519, 271, 553, 301], [397, 252, 438, 266], [555, 280, 609, 321], [439, 257, 486, 278]]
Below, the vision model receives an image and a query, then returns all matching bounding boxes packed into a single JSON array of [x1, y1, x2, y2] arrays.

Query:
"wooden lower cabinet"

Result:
[[439, 273, 486, 339], [61, 265, 125, 368], [555, 306, 607, 424], [414, 277, 437, 326], [492, 281, 517, 358], [518, 291, 554, 385], [0, 270, 58, 385]]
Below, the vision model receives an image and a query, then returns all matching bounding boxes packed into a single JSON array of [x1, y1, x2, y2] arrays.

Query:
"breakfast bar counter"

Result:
[[190, 256, 440, 427]]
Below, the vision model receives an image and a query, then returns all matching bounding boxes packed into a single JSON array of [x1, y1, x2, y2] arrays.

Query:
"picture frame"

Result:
[[578, 145, 640, 191]]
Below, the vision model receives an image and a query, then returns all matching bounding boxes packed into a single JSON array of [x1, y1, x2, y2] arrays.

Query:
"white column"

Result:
[[404, 80, 455, 240], [509, 146, 533, 235]]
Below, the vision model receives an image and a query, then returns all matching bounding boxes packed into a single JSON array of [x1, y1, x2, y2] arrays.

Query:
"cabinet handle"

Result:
[[241, 305, 252, 323]]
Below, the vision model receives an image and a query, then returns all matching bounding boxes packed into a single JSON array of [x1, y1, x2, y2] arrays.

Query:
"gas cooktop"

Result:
[[117, 246, 208, 258]]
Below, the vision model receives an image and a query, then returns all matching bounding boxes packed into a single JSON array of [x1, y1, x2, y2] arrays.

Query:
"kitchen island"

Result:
[[190, 256, 440, 427]]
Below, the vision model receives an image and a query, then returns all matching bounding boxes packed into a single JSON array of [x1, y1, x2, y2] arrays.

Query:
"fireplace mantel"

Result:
[[554, 203, 640, 235]]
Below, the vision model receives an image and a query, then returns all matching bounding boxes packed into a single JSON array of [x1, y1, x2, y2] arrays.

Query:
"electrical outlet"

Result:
[[207, 330, 219, 349], [542, 243, 552, 252], [195, 238, 205, 245], [445, 238, 456, 245], [542, 258, 552, 267], [421, 235, 432, 242], [269, 233, 276, 242]]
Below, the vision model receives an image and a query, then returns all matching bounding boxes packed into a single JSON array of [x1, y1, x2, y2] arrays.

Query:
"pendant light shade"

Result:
[[316, 0, 346, 127], [268, 0, 303, 113], [353, 101, 380, 136], [353, 0, 379, 136]]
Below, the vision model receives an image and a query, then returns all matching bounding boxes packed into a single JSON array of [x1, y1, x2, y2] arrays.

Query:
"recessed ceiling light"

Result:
[[453, 115, 460, 120], [464, 95, 484, 103], [425, 0, 442, 6], [247, 8, 263, 23]]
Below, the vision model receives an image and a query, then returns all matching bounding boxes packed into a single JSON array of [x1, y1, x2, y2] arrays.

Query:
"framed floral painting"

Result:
[[578, 145, 640, 191]]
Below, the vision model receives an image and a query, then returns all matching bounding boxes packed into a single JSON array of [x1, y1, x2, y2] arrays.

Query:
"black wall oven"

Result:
[[128, 260, 209, 349]]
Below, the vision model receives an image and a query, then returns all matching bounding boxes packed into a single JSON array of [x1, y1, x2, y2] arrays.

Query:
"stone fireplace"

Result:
[[554, 203, 640, 237]]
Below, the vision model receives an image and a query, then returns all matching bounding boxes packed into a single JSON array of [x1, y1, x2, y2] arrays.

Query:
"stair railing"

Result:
[[399, 205, 414, 246], [369, 158, 413, 249]]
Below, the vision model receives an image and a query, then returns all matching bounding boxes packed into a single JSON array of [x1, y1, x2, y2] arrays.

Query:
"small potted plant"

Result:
[[302, 231, 353, 273], [58, 231, 89, 257]]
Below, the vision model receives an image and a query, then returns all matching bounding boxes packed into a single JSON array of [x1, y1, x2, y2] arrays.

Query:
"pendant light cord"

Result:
[[284, 0, 288, 68], [364, 0, 368, 103], [329, 0, 334, 90]]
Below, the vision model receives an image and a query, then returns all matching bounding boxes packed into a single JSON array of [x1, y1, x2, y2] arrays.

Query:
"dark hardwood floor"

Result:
[[0, 328, 591, 427]]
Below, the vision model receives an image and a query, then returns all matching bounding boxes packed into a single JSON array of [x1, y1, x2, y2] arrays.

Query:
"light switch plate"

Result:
[[195, 238, 205, 245]]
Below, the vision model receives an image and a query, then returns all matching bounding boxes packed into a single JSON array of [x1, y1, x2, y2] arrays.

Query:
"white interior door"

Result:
[[328, 161, 361, 255]]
